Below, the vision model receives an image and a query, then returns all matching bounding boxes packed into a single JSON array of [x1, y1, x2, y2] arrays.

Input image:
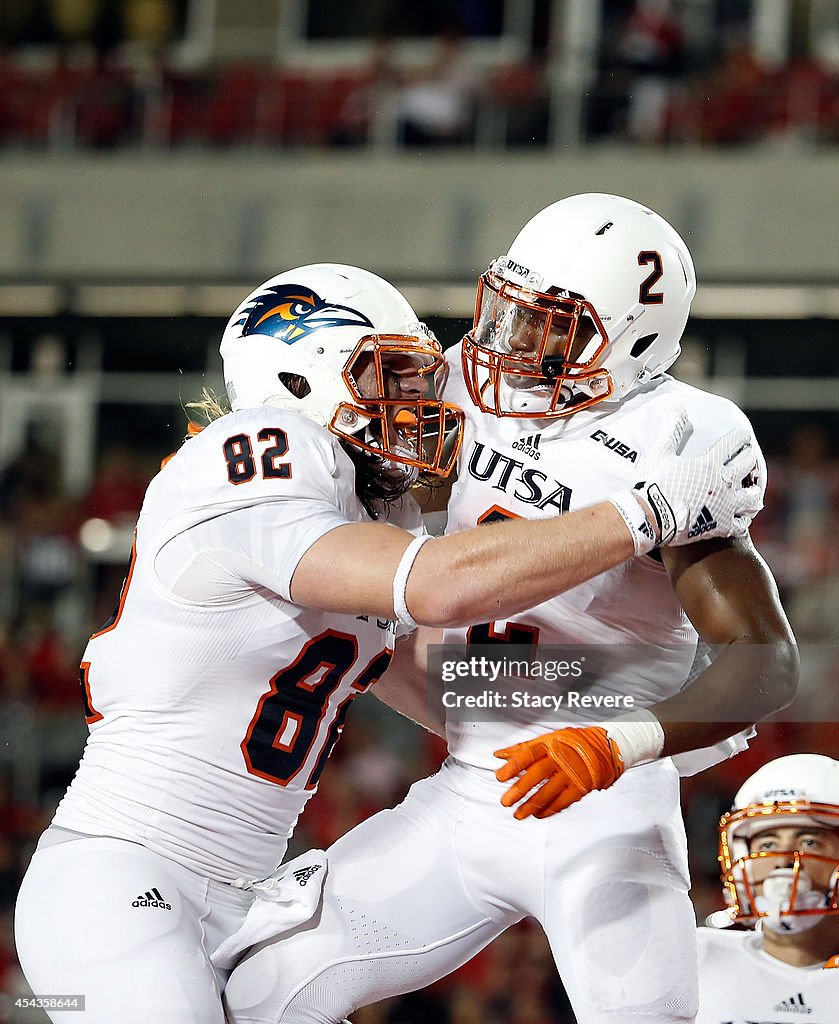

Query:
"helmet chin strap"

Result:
[[755, 869, 831, 933], [499, 379, 572, 416]]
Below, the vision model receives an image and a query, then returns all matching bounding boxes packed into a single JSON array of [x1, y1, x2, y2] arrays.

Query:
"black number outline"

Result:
[[305, 649, 392, 789], [223, 433, 257, 484], [241, 630, 392, 788], [79, 661, 103, 724], [638, 251, 664, 305], [82, 532, 139, 724], [258, 427, 292, 479], [223, 428, 293, 484]]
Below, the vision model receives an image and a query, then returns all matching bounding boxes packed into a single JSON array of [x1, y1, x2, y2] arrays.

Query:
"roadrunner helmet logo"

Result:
[[238, 284, 374, 344]]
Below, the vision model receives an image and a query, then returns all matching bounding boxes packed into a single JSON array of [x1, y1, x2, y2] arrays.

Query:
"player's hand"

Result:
[[494, 725, 625, 820], [635, 408, 762, 546]]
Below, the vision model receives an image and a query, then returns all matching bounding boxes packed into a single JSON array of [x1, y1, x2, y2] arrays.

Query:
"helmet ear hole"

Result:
[[278, 372, 312, 399], [630, 333, 658, 358]]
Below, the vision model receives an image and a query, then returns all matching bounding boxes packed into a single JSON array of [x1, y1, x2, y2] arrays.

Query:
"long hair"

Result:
[[185, 389, 230, 424], [340, 443, 415, 518]]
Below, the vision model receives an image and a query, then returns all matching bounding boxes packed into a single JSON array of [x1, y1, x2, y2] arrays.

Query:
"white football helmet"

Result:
[[220, 264, 463, 475], [717, 754, 839, 932], [461, 193, 697, 418]]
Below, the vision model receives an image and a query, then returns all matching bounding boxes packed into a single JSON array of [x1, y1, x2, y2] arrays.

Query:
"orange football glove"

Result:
[[494, 725, 625, 820]]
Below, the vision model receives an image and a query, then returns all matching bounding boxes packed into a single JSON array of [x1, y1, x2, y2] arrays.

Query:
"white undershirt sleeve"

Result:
[[155, 499, 352, 604]]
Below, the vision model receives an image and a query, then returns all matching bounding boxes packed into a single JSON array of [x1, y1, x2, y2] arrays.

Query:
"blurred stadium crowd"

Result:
[[0, 0, 838, 149], [1, 0, 839, 1021]]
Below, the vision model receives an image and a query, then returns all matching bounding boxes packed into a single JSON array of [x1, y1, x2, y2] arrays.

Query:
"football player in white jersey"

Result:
[[13, 260, 753, 1024], [697, 754, 839, 1022], [221, 197, 798, 1024]]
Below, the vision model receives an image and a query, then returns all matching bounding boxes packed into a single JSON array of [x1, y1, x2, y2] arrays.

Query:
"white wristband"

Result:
[[392, 534, 432, 628], [606, 709, 665, 769], [609, 490, 657, 556]]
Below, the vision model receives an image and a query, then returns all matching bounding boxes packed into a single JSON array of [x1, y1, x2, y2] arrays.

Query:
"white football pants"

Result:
[[224, 756, 698, 1024], [15, 830, 254, 1023]]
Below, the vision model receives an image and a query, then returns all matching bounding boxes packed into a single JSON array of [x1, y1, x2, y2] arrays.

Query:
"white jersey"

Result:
[[53, 408, 421, 882], [697, 927, 839, 1023], [440, 343, 766, 772]]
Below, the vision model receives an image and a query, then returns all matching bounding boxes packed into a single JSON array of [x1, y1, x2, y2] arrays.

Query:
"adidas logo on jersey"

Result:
[[511, 434, 541, 460], [590, 430, 638, 463], [132, 887, 172, 910], [293, 864, 323, 887], [687, 505, 717, 539], [773, 992, 812, 1014]]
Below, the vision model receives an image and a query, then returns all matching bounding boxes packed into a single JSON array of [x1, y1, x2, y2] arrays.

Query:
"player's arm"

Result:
[[290, 500, 637, 628], [494, 535, 798, 820], [370, 627, 446, 736], [653, 534, 799, 754], [291, 416, 757, 629]]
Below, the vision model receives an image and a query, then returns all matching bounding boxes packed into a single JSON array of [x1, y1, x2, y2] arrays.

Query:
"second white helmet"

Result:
[[717, 754, 839, 931], [462, 193, 696, 418]]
